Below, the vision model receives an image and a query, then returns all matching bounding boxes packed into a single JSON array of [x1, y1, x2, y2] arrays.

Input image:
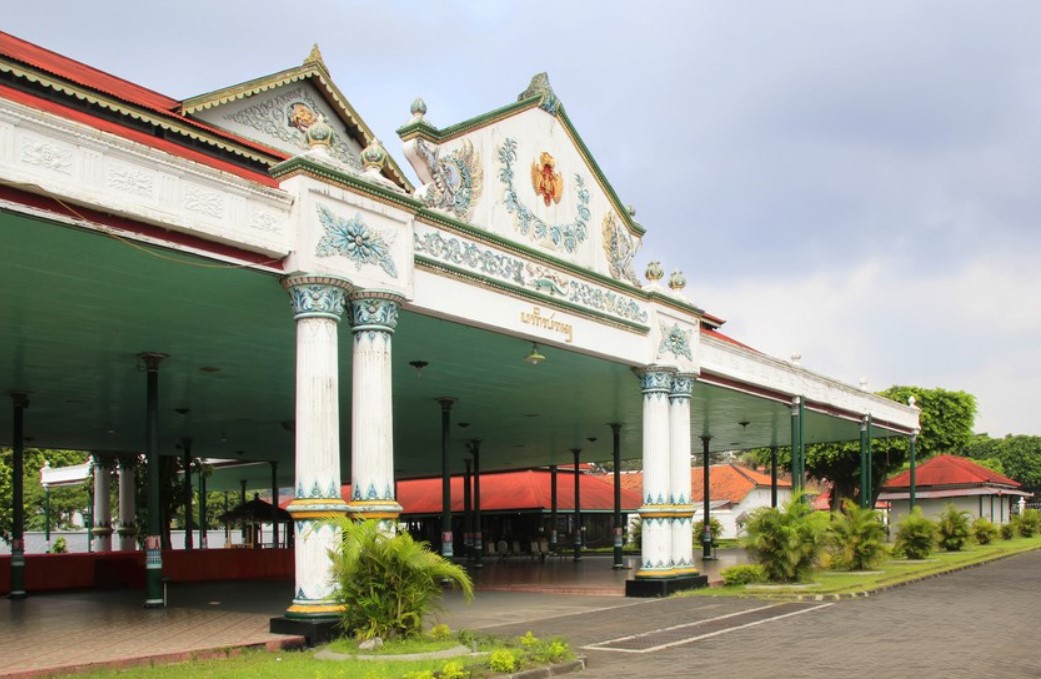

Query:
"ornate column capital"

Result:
[[633, 366, 676, 394], [669, 373, 696, 399], [282, 273, 353, 321], [348, 290, 406, 333]]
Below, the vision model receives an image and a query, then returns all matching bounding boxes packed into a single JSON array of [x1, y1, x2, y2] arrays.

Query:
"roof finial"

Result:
[[518, 72, 561, 115], [304, 43, 325, 66]]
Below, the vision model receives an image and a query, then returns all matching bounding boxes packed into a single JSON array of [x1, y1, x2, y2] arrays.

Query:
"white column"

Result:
[[347, 291, 405, 532], [92, 455, 113, 552], [282, 274, 352, 620], [635, 367, 675, 578], [117, 456, 137, 551], [669, 375, 696, 574]]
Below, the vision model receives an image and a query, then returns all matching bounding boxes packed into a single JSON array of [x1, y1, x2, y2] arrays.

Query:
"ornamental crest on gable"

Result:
[[602, 213, 640, 287], [415, 139, 483, 221], [531, 152, 563, 206]]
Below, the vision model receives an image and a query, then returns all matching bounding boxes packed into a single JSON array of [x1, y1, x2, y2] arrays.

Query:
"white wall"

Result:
[[889, 494, 1015, 528]]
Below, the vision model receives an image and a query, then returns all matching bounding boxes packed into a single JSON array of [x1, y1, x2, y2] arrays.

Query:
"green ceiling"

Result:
[[0, 210, 899, 492]]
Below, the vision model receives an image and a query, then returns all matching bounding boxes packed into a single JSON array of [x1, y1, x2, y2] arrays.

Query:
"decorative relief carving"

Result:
[[20, 139, 72, 174], [415, 139, 483, 221], [658, 323, 693, 361], [249, 209, 281, 233], [107, 166, 154, 197], [413, 230, 649, 324], [223, 87, 361, 168], [602, 213, 640, 287], [315, 205, 397, 278], [349, 297, 400, 331], [286, 283, 347, 320], [184, 184, 224, 218], [497, 138, 589, 253]]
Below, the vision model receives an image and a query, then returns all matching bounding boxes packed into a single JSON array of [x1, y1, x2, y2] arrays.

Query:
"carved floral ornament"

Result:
[[315, 205, 398, 278], [659, 322, 694, 361]]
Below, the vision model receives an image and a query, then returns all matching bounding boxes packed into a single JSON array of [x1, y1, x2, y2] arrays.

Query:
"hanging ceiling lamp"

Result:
[[524, 342, 546, 365]]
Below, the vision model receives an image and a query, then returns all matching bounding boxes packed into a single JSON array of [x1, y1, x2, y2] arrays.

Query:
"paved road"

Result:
[[471, 550, 1041, 679]]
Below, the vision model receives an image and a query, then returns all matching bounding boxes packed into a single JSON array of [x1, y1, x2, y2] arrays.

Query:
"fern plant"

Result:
[[894, 507, 938, 559], [828, 500, 889, 570], [742, 494, 830, 583], [971, 516, 998, 545], [324, 517, 473, 640], [937, 504, 971, 551]]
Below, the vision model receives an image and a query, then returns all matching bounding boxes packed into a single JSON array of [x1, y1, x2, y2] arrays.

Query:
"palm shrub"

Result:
[[742, 495, 830, 583], [324, 517, 474, 640], [693, 517, 723, 546], [1000, 518, 1018, 540], [1018, 508, 1041, 537], [828, 500, 888, 571], [894, 508, 938, 559], [937, 504, 972, 551], [972, 517, 999, 545]]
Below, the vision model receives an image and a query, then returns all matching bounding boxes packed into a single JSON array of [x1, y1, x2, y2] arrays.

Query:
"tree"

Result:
[[964, 434, 1041, 493], [750, 385, 977, 509], [0, 448, 91, 544]]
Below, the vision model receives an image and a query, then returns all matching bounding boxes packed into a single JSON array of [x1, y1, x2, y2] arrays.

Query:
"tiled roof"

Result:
[[613, 464, 790, 504], [296, 469, 642, 514], [884, 455, 1021, 490], [701, 328, 758, 352]]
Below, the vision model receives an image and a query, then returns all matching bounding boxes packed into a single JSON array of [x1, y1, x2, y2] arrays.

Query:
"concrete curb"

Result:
[[499, 656, 588, 679]]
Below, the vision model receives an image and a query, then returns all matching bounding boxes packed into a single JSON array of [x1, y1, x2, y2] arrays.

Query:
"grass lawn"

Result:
[[58, 631, 575, 679], [686, 535, 1041, 599]]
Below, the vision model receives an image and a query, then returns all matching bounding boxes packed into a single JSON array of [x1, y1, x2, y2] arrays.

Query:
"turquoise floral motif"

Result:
[[497, 138, 590, 253], [413, 232, 648, 324], [670, 375, 694, 397], [315, 205, 398, 278], [287, 283, 346, 319], [659, 323, 693, 361], [416, 139, 483, 221], [637, 369, 673, 393], [349, 297, 400, 331]]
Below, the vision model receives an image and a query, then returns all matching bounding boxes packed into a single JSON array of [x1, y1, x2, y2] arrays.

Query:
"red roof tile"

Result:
[[702, 328, 758, 352], [883, 455, 1020, 489], [612, 464, 789, 504], [286, 469, 642, 514]]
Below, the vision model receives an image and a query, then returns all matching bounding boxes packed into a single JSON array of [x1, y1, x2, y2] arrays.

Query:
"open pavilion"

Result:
[[0, 31, 918, 639]]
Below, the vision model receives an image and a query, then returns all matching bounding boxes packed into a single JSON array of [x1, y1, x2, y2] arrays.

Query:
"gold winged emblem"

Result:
[[531, 152, 564, 206]]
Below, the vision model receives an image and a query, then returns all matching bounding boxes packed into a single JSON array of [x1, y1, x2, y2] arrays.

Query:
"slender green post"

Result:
[[859, 416, 869, 508], [700, 435, 714, 559], [610, 423, 624, 569], [550, 465, 558, 550], [790, 398, 802, 494], [463, 458, 472, 560], [770, 446, 778, 508], [798, 397, 806, 497], [866, 415, 874, 505], [437, 397, 456, 559], [572, 448, 582, 561], [86, 462, 94, 553], [240, 479, 247, 543], [470, 440, 483, 568], [270, 461, 279, 549], [10, 393, 29, 599], [44, 485, 51, 548], [198, 465, 208, 549], [909, 432, 918, 511], [141, 352, 166, 608], [181, 438, 193, 551]]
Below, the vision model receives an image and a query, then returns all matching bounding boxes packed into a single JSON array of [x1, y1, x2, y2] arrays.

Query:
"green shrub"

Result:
[[402, 672, 434, 679], [693, 517, 724, 546], [440, 660, 466, 679], [1001, 519, 1018, 540], [1018, 508, 1041, 537], [489, 649, 518, 674], [828, 500, 889, 570], [972, 517, 999, 545], [427, 624, 452, 641], [325, 518, 473, 640], [743, 495, 830, 583], [937, 504, 972, 551], [720, 564, 766, 586], [49, 536, 68, 554], [894, 508, 938, 559]]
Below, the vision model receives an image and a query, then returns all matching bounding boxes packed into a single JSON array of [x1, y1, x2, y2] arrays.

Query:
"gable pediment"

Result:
[[399, 74, 644, 289]]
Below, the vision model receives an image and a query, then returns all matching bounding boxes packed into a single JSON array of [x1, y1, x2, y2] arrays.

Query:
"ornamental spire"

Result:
[[304, 43, 325, 67], [518, 72, 561, 115]]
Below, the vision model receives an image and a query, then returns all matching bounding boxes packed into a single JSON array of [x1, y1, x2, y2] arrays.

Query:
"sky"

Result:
[[5, 1, 1040, 437]]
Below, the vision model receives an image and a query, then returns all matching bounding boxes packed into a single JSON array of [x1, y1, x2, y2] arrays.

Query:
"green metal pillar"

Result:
[[141, 352, 166, 608], [790, 398, 802, 495], [240, 479, 247, 543], [610, 423, 625, 569], [700, 435, 714, 559], [44, 485, 51, 550], [469, 440, 483, 568], [859, 417, 869, 508], [909, 432, 918, 511], [572, 448, 582, 561], [437, 397, 456, 559], [9, 393, 29, 599], [181, 438, 193, 551], [270, 461, 279, 549], [198, 465, 208, 549], [86, 462, 94, 553], [550, 464, 558, 551], [866, 415, 874, 505], [770, 445, 779, 508], [463, 458, 472, 561]]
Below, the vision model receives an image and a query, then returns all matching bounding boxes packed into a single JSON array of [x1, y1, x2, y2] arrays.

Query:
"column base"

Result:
[[625, 574, 708, 598], [270, 616, 340, 646], [8, 591, 26, 600]]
